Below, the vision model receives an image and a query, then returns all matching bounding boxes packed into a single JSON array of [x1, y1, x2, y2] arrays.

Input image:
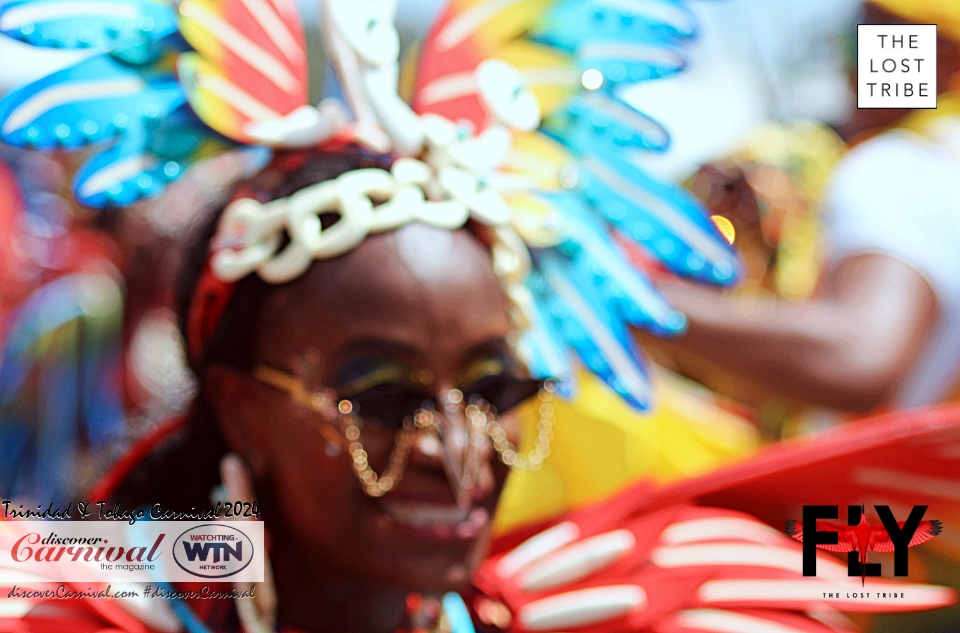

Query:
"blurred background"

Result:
[[0, 0, 868, 499], [2, 1, 960, 631]]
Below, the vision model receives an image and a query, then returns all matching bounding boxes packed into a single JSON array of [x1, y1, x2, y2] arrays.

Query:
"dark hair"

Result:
[[109, 151, 371, 509]]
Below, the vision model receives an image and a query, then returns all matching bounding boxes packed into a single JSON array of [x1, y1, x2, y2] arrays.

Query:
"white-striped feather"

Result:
[[1, 77, 144, 135], [655, 543, 851, 577], [518, 585, 646, 630], [519, 529, 636, 592], [181, 0, 299, 95], [435, 0, 527, 51], [497, 521, 579, 578], [579, 42, 682, 68], [79, 155, 158, 197], [572, 221, 676, 325], [190, 70, 281, 121], [0, 598, 35, 619], [661, 517, 785, 546], [582, 155, 732, 267], [673, 608, 821, 633], [543, 256, 652, 404], [521, 66, 582, 90], [418, 71, 478, 107], [237, 0, 304, 65], [579, 91, 668, 147], [0, 1, 139, 31], [596, 0, 693, 30]]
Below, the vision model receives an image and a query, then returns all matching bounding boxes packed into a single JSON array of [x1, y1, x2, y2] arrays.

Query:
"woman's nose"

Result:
[[408, 388, 491, 507]]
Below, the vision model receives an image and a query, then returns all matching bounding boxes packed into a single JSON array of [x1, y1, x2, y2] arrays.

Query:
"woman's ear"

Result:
[[203, 365, 269, 475]]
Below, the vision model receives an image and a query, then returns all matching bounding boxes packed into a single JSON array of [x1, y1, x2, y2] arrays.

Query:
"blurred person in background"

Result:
[[643, 0, 960, 423], [669, 122, 846, 438], [0, 147, 126, 503]]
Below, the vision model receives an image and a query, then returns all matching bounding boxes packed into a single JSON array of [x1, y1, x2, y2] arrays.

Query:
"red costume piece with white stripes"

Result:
[[2, 406, 958, 632]]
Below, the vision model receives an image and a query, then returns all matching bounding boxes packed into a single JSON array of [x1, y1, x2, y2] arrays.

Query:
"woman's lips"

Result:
[[378, 500, 490, 541]]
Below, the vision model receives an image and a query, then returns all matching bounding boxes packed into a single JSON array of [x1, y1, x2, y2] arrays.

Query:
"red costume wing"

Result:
[[476, 406, 960, 632], [784, 520, 857, 553], [474, 497, 952, 633], [648, 406, 960, 552], [871, 520, 943, 553]]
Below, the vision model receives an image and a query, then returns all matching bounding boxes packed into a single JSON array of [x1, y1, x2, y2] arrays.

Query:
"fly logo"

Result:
[[173, 524, 255, 579], [785, 505, 942, 585]]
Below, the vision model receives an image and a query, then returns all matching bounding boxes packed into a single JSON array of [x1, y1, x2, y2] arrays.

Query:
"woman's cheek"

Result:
[[269, 444, 343, 528]]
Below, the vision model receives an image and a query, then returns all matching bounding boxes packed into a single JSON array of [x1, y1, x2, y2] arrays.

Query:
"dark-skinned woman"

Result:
[[0, 1, 956, 632]]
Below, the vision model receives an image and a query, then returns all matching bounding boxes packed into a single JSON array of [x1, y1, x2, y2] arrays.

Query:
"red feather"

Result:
[[872, 520, 943, 552], [784, 520, 859, 552], [785, 517, 941, 555]]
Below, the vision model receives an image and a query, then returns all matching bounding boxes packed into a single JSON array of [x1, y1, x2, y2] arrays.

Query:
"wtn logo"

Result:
[[785, 505, 942, 585], [181, 540, 243, 564], [173, 524, 255, 579]]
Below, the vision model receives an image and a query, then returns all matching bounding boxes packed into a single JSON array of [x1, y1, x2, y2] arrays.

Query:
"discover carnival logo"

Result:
[[12, 531, 164, 568]]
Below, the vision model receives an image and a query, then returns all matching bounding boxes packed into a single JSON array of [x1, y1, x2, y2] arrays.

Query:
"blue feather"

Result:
[[535, 0, 698, 54], [537, 252, 651, 409], [548, 92, 671, 160], [543, 191, 686, 335], [0, 0, 181, 63], [0, 54, 231, 207]]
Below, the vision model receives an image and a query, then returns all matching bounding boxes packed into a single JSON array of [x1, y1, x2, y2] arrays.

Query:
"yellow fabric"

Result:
[[868, 0, 960, 41], [493, 369, 760, 533], [900, 91, 960, 134]]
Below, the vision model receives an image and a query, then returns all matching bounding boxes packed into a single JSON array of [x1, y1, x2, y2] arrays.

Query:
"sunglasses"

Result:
[[251, 365, 555, 500], [332, 369, 545, 431]]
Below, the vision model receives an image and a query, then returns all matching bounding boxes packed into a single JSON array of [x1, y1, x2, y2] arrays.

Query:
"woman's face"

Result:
[[209, 222, 522, 593]]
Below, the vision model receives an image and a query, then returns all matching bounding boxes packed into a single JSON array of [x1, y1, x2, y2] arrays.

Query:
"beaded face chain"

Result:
[[252, 367, 556, 500]]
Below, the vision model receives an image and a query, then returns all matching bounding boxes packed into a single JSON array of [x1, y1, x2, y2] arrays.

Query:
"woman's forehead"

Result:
[[254, 224, 512, 366]]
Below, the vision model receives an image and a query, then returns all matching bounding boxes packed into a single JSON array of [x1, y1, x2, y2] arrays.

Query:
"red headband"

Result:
[[185, 259, 237, 365]]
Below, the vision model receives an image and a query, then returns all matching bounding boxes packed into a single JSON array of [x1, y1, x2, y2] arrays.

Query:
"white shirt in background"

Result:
[[823, 122, 960, 407]]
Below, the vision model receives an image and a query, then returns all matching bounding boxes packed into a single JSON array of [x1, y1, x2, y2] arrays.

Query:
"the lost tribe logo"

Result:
[[173, 524, 255, 579], [785, 505, 942, 585]]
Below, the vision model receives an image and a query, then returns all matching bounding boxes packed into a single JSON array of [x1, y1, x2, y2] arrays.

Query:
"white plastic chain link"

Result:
[[210, 155, 535, 331]]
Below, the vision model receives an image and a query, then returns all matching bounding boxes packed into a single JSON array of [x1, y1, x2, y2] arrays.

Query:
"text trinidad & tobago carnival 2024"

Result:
[[2, 501, 261, 525]]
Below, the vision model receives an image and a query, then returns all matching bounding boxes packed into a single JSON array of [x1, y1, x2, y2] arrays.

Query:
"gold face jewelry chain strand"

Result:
[[338, 400, 418, 497], [473, 379, 556, 472]]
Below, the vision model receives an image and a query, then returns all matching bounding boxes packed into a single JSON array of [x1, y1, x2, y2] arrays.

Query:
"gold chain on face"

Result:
[[340, 400, 418, 497], [252, 366, 556, 498], [475, 379, 555, 472]]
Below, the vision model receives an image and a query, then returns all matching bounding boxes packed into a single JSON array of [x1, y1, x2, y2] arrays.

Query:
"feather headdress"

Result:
[[0, 0, 740, 408]]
